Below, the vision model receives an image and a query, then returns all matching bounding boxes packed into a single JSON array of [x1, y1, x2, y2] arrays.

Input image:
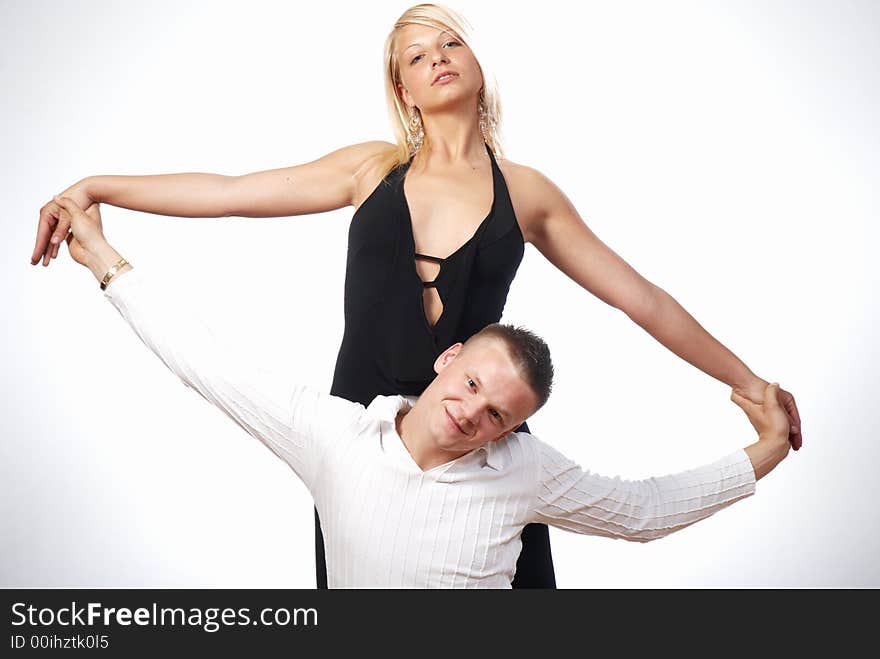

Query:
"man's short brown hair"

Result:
[[464, 324, 554, 411]]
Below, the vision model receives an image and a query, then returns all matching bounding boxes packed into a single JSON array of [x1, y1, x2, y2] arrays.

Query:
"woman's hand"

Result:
[[32, 179, 94, 267], [733, 378, 802, 451]]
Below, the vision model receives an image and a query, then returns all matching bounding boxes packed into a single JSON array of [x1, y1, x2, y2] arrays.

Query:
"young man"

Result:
[[50, 196, 793, 588]]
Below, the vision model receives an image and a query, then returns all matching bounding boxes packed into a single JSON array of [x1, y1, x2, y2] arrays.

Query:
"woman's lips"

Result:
[[433, 73, 459, 85]]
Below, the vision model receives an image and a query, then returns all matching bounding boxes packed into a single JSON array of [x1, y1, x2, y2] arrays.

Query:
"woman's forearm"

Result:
[[638, 285, 761, 391], [86, 173, 236, 218]]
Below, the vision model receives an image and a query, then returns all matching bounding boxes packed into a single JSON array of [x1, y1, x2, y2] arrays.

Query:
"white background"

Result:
[[2, 0, 878, 587]]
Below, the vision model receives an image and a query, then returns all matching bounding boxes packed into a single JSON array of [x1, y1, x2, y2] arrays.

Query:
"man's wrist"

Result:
[[745, 434, 789, 481], [758, 432, 790, 453], [86, 242, 131, 286]]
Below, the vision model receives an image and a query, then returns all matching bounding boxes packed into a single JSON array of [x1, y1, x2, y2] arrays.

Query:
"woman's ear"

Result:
[[433, 342, 463, 374], [398, 83, 414, 109]]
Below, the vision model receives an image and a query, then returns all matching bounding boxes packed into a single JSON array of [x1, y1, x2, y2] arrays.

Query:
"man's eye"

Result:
[[490, 410, 501, 421], [467, 378, 476, 389]]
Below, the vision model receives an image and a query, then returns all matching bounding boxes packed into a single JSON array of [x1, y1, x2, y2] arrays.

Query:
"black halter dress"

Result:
[[316, 143, 556, 588]]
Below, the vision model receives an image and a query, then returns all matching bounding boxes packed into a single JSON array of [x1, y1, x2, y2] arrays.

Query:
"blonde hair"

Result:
[[370, 3, 504, 178]]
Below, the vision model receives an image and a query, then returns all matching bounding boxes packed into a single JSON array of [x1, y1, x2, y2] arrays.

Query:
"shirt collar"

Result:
[[477, 442, 502, 471], [365, 394, 416, 423], [364, 395, 502, 471]]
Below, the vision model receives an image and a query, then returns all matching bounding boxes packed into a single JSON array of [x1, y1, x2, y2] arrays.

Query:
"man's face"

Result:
[[419, 337, 539, 456]]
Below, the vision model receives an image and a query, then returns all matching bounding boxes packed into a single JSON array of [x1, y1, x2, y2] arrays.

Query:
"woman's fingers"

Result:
[[43, 200, 71, 264], [33, 202, 60, 266], [32, 196, 86, 266], [49, 200, 73, 248], [780, 389, 802, 450]]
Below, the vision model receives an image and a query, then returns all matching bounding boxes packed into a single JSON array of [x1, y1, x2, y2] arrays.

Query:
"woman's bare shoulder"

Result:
[[346, 140, 397, 156], [339, 140, 397, 170], [496, 157, 559, 191], [350, 141, 399, 209], [495, 157, 566, 239]]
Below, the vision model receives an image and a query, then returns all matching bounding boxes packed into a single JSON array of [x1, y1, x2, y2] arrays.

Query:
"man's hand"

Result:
[[734, 378, 802, 451], [32, 179, 94, 267], [733, 383, 793, 480], [731, 383, 790, 443], [53, 195, 106, 267], [50, 196, 131, 288]]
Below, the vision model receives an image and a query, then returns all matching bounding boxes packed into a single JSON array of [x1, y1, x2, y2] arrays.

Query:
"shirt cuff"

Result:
[[102, 265, 141, 302], [722, 448, 758, 495]]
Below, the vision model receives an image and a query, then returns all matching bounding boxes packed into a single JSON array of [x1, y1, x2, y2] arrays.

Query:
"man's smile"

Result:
[[445, 407, 467, 435]]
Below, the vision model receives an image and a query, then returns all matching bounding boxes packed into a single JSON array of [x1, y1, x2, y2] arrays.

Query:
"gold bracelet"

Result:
[[100, 258, 129, 291]]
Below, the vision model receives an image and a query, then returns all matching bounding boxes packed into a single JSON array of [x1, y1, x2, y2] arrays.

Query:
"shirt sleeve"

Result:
[[103, 269, 363, 490], [531, 438, 756, 542]]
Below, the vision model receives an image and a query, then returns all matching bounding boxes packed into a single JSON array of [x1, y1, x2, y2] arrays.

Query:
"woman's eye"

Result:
[[411, 42, 459, 64]]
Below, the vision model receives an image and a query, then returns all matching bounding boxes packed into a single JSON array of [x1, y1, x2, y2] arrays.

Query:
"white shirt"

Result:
[[105, 270, 756, 588]]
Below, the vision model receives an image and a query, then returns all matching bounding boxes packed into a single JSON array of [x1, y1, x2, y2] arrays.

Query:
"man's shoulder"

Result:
[[363, 394, 414, 423], [485, 431, 547, 469]]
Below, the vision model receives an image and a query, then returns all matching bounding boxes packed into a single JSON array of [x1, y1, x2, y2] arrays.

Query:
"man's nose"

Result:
[[458, 400, 481, 431]]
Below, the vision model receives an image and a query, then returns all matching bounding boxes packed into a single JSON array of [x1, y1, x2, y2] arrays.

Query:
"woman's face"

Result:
[[395, 23, 483, 115]]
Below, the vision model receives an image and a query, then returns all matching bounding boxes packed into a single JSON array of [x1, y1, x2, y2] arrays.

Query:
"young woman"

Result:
[[31, 3, 801, 589]]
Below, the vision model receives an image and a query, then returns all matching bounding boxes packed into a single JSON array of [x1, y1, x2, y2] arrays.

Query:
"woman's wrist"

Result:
[[734, 373, 768, 397], [81, 176, 101, 204]]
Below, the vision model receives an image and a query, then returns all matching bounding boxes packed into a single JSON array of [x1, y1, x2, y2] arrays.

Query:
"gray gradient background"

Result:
[[2, 0, 878, 587]]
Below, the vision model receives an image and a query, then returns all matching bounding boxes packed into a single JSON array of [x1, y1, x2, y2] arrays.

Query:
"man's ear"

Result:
[[433, 342, 463, 374]]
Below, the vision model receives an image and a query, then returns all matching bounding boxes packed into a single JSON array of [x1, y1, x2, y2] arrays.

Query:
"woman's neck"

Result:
[[419, 108, 486, 168]]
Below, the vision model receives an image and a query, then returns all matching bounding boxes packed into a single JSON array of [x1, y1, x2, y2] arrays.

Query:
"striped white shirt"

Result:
[[105, 270, 756, 588]]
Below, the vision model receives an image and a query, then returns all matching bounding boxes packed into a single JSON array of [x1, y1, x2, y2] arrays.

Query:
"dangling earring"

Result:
[[478, 97, 490, 143], [407, 108, 424, 154]]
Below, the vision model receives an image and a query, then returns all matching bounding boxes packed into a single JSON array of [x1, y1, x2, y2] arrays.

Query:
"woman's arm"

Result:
[[508, 164, 801, 449], [32, 140, 393, 266]]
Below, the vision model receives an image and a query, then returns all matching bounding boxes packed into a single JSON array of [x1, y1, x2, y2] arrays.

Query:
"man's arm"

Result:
[[52, 197, 364, 490], [531, 444, 756, 542], [530, 383, 791, 542]]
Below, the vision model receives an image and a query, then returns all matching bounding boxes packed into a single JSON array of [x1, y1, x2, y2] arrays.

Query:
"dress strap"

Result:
[[414, 253, 445, 264]]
